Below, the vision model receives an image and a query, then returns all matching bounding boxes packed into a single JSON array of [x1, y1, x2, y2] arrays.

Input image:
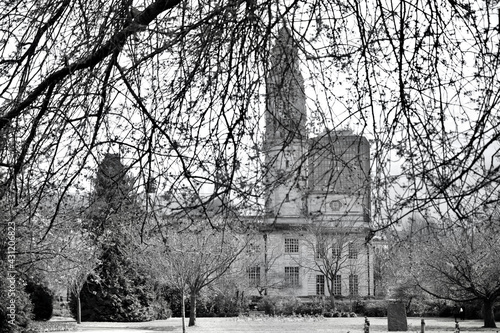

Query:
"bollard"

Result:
[[421, 318, 425, 333], [455, 318, 460, 333], [364, 316, 370, 333]]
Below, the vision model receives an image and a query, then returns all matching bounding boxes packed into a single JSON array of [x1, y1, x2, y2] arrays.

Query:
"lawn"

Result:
[[45, 316, 498, 333]]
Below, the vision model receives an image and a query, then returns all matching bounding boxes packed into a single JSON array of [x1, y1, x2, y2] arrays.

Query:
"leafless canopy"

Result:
[[1, 0, 499, 232]]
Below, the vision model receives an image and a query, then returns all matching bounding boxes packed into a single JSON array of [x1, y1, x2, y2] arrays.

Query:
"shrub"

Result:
[[256, 296, 278, 315], [418, 301, 479, 318], [165, 287, 243, 318], [198, 290, 246, 317], [256, 297, 308, 316], [161, 288, 178, 317], [278, 298, 301, 316], [437, 303, 453, 317], [149, 284, 172, 320], [0, 277, 32, 333], [296, 302, 323, 316], [362, 301, 388, 317], [149, 297, 172, 320], [464, 301, 483, 320], [25, 280, 53, 321]]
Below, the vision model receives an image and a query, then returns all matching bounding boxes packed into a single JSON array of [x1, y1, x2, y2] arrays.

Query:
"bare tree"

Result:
[[395, 211, 500, 328], [139, 218, 245, 328], [301, 221, 368, 309], [67, 262, 99, 325], [54, 239, 101, 325], [1, 0, 499, 234], [140, 239, 190, 333], [16, 198, 101, 324]]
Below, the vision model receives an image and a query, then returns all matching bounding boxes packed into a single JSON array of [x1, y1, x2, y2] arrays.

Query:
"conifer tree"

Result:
[[73, 153, 156, 322]]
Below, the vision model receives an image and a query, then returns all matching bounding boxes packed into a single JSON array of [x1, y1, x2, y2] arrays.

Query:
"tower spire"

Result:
[[265, 24, 306, 145]]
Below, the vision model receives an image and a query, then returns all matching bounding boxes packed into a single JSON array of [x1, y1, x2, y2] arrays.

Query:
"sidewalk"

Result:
[[48, 316, 498, 333]]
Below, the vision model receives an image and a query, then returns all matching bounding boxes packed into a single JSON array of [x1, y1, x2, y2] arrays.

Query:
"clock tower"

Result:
[[264, 26, 307, 221], [255, 25, 373, 299]]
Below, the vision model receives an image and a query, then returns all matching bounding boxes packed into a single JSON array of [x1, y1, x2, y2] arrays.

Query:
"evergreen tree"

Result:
[[74, 153, 156, 322], [25, 280, 53, 321], [84, 153, 134, 238], [70, 242, 156, 321]]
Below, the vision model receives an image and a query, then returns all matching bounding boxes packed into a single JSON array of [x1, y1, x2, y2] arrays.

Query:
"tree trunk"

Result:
[[239, 290, 244, 314], [235, 290, 241, 314], [483, 299, 497, 328], [76, 294, 81, 324], [326, 282, 335, 310], [329, 294, 335, 310], [188, 292, 197, 327], [181, 291, 186, 333]]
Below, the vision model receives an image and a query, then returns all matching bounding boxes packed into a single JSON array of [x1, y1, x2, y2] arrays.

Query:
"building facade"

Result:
[[245, 26, 373, 299]]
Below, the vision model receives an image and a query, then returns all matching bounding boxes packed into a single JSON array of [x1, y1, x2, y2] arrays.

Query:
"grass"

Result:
[[28, 320, 77, 332], [41, 315, 499, 333]]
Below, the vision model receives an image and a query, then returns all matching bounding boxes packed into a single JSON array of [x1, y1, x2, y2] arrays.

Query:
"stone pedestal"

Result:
[[387, 302, 408, 331]]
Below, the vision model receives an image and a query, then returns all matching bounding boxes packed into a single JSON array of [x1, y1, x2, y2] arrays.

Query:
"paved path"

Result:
[[49, 316, 498, 333]]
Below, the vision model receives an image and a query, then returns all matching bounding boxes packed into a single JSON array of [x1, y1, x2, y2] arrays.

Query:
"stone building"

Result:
[[244, 26, 373, 299]]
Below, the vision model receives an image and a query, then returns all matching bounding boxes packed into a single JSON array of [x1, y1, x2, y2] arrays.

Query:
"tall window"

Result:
[[348, 242, 358, 259], [332, 243, 342, 258], [316, 275, 325, 296], [284, 267, 300, 286], [247, 266, 261, 286], [316, 241, 326, 259], [285, 238, 299, 253], [333, 275, 342, 295], [349, 274, 359, 295]]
